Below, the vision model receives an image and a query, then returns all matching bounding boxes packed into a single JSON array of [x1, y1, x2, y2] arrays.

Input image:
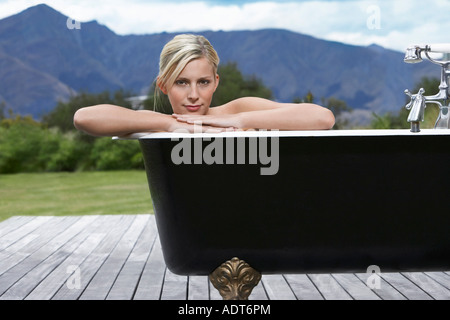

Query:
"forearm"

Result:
[[73, 104, 173, 136], [239, 103, 335, 130]]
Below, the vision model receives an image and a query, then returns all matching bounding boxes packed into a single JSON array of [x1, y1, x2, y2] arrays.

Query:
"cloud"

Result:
[[1, 0, 449, 52]]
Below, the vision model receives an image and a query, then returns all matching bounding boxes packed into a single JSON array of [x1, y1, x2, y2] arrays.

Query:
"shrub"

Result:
[[0, 122, 46, 173], [89, 137, 144, 171], [0, 120, 93, 173], [45, 130, 92, 172]]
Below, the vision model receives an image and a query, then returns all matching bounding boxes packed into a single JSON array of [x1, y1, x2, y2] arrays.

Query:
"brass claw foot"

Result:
[[209, 257, 261, 300]]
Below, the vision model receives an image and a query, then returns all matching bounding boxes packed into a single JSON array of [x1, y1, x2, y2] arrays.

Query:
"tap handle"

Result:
[[404, 88, 425, 110], [427, 43, 450, 53], [404, 89, 413, 110]]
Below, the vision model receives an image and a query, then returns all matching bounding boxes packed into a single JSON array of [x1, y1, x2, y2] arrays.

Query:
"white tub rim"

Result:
[[114, 128, 450, 140]]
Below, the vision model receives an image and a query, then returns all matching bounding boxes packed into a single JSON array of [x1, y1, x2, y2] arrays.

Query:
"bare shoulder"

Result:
[[209, 97, 281, 115]]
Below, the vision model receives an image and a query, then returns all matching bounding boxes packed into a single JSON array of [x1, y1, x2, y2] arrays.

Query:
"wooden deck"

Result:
[[0, 214, 449, 300]]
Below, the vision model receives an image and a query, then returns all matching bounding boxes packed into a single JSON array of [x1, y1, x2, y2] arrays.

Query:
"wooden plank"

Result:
[[355, 272, 406, 300], [380, 273, 433, 300], [425, 272, 450, 291], [160, 268, 188, 300], [24, 215, 125, 300], [79, 215, 150, 300], [250, 280, 269, 300], [209, 280, 223, 300], [261, 274, 296, 300], [0, 217, 77, 276], [132, 235, 163, 299], [0, 215, 101, 299], [106, 215, 157, 300], [25, 232, 108, 300], [0, 216, 52, 251], [0, 233, 40, 262], [284, 274, 323, 300], [307, 274, 353, 300], [52, 215, 136, 300], [188, 276, 210, 300], [133, 234, 166, 300], [402, 272, 450, 300], [0, 215, 97, 298], [0, 216, 34, 238], [332, 273, 381, 300]]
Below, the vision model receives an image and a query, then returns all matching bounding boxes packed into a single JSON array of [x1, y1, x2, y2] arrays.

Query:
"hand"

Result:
[[172, 113, 242, 130], [167, 118, 233, 133]]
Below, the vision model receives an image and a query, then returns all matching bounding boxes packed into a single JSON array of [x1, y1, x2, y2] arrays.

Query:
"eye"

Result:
[[199, 79, 211, 86], [175, 79, 188, 86]]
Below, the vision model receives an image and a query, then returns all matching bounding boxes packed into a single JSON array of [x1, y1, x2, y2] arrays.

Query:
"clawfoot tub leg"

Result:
[[209, 257, 262, 300]]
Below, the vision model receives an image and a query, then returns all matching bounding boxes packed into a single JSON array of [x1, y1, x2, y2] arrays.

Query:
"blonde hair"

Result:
[[153, 34, 220, 113]]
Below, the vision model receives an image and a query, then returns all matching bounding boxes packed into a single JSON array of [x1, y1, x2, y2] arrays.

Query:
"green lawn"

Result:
[[0, 170, 153, 222]]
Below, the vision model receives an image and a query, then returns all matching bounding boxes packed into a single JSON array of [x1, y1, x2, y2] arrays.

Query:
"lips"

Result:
[[185, 105, 201, 112]]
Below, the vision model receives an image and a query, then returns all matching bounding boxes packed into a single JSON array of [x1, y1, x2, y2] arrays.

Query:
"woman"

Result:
[[73, 34, 335, 136]]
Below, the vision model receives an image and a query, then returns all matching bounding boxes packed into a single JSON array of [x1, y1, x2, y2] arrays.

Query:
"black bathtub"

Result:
[[124, 129, 450, 298]]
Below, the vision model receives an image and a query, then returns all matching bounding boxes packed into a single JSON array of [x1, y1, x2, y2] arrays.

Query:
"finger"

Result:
[[174, 117, 190, 123], [172, 114, 192, 121], [174, 115, 205, 123], [181, 122, 224, 133], [204, 128, 224, 133], [198, 124, 224, 133]]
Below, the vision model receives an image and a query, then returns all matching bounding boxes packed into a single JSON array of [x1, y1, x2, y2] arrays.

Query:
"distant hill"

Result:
[[0, 4, 437, 120]]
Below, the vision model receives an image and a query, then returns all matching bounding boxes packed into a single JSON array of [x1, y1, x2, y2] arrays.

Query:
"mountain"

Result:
[[0, 4, 438, 120]]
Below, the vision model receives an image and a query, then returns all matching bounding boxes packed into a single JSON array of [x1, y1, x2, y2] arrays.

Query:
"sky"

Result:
[[0, 0, 449, 52]]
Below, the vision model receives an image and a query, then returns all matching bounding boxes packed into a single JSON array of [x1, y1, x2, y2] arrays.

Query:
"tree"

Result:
[[212, 62, 272, 106], [0, 109, 42, 129], [0, 101, 6, 121], [293, 91, 315, 104]]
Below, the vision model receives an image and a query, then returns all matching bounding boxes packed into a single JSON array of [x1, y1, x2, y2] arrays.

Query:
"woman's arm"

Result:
[[73, 104, 224, 136], [73, 104, 173, 136], [173, 97, 335, 130], [236, 101, 335, 130]]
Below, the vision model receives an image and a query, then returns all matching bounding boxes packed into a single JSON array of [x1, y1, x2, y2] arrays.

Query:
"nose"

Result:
[[188, 85, 199, 101]]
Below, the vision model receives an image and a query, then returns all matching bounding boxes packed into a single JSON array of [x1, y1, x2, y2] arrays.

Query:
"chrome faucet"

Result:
[[403, 44, 450, 132], [404, 88, 426, 132]]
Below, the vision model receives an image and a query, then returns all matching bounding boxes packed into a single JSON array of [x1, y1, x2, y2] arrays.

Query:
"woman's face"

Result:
[[164, 57, 219, 115]]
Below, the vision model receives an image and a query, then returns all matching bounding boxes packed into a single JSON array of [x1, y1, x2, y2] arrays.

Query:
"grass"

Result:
[[0, 170, 153, 222]]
